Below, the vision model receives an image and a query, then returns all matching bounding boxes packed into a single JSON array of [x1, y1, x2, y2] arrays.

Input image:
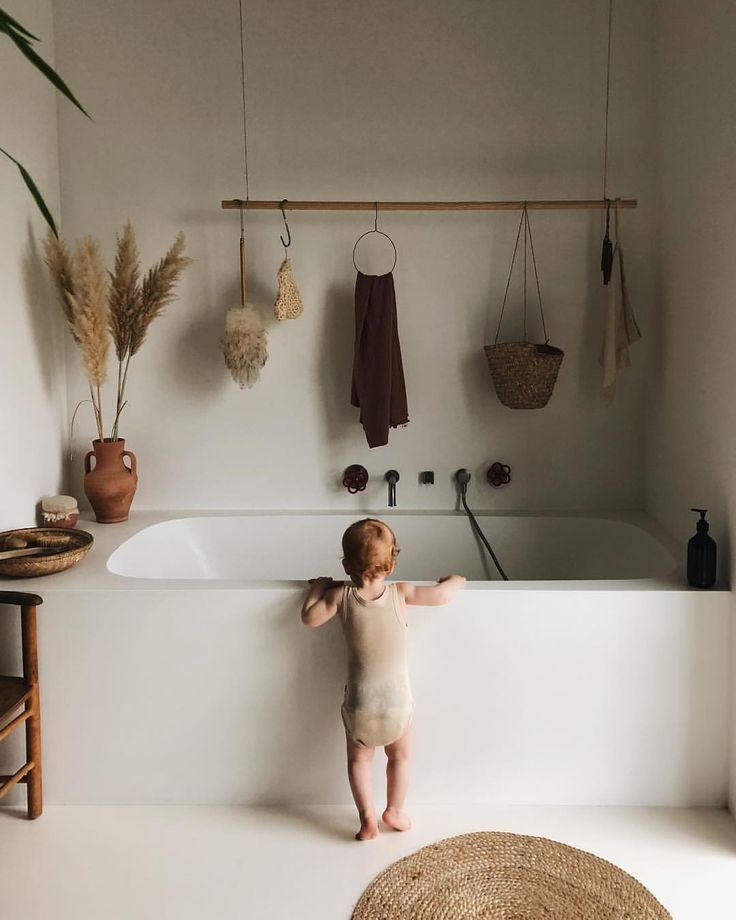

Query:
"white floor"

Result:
[[1, 806, 735, 919]]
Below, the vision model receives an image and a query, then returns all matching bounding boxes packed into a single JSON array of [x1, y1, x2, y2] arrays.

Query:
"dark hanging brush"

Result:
[[601, 199, 613, 285]]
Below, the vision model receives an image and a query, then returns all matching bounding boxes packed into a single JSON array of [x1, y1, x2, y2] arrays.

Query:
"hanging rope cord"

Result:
[[237, 0, 251, 304], [238, 0, 251, 207], [599, 0, 617, 284], [492, 206, 549, 346], [602, 0, 613, 201]]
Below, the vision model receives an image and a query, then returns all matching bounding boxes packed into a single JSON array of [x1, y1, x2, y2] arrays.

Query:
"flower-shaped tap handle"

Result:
[[343, 465, 369, 494], [487, 462, 512, 488]]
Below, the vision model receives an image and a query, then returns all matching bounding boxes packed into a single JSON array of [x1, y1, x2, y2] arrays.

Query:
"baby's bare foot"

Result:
[[382, 807, 412, 832], [356, 815, 379, 841]]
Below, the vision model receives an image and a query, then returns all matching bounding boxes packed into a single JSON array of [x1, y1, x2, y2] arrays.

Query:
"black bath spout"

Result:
[[385, 470, 400, 507]]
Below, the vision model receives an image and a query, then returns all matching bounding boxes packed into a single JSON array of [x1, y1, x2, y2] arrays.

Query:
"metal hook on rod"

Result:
[[279, 199, 292, 248]]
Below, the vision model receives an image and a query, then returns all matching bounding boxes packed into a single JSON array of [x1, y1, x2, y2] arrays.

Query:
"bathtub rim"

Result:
[[0, 508, 713, 594]]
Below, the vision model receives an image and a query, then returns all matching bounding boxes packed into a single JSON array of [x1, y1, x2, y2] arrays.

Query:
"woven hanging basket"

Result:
[[486, 206, 563, 409], [485, 341, 564, 409]]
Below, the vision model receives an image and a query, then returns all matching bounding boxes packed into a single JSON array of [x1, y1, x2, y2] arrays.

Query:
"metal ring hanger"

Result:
[[352, 202, 397, 274]]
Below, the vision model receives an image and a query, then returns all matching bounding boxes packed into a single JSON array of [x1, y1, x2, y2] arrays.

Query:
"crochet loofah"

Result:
[[221, 304, 268, 388], [273, 256, 303, 320]]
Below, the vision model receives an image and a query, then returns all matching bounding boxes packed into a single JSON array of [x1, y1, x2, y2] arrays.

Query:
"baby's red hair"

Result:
[[342, 518, 399, 587]]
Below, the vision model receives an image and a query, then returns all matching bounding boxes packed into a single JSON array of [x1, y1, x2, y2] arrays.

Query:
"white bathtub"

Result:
[[106, 512, 679, 582], [1, 510, 730, 810]]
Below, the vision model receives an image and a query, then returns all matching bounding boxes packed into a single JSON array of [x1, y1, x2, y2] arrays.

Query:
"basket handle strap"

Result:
[[524, 207, 549, 345], [494, 208, 526, 345]]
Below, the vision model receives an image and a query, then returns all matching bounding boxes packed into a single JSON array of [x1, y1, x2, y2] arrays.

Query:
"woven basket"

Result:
[[0, 528, 93, 578], [484, 341, 564, 409]]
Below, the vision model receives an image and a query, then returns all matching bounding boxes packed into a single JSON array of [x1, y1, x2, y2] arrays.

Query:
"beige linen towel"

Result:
[[601, 237, 641, 403]]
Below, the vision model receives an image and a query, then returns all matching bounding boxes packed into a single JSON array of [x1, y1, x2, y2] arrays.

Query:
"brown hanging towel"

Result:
[[351, 271, 409, 448]]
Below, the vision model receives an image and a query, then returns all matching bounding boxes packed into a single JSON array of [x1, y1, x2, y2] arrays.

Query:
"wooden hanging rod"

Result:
[[221, 198, 637, 212]]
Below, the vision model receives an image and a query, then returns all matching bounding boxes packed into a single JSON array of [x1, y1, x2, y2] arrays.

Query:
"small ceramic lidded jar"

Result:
[[41, 495, 79, 529]]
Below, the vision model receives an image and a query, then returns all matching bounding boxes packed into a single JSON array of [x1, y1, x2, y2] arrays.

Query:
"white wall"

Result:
[[53, 0, 658, 512], [648, 0, 736, 808], [0, 0, 66, 527]]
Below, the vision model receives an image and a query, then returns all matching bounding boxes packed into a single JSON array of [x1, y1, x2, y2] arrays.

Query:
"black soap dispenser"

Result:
[[687, 508, 717, 588]]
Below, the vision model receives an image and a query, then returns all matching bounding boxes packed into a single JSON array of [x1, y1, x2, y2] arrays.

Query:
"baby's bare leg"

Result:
[[383, 725, 412, 831], [346, 732, 379, 840]]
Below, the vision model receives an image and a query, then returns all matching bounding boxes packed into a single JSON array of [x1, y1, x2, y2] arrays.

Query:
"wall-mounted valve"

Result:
[[343, 465, 369, 493], [487, 462, 511, 487]]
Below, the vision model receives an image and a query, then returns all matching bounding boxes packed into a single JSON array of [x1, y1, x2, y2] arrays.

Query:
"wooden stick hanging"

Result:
[[239, 233, 247, 306], [222, 198, 637, 212]]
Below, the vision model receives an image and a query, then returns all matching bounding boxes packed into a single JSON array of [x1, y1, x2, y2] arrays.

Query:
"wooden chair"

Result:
[[0, 591, 42, 818]]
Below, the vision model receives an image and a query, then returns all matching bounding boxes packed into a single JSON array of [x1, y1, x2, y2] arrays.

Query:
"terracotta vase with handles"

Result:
[[84, 439, 138, 523]]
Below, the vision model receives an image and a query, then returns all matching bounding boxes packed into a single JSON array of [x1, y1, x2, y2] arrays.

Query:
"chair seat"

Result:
[[0, 676, 32, 724]]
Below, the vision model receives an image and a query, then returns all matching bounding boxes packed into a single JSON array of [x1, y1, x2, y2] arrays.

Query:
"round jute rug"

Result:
[[352, 832, 671, 919]]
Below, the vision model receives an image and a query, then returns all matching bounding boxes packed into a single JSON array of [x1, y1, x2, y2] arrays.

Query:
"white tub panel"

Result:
[[4, 586, 725, 808]]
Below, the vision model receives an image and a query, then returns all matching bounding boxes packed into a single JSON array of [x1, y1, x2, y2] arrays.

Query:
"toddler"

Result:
[[301, 518, 465, 841]]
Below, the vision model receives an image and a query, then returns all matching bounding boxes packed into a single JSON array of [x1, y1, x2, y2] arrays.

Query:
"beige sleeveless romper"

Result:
[[339, 583, 413, 748]]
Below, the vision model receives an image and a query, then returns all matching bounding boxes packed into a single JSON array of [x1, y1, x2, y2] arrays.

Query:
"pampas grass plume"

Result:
[[44, 230, 79, 342], [130, 232, 191, 355], [221, 304, 268, 388], [72, 236, 109, 389], [108, 220, 141, 360], [45, 224, 191, 441]]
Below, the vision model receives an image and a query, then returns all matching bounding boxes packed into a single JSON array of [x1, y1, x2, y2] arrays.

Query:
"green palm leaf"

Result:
[[0, 9, 40, 41], [1, 11, 91, 119], [0, 146, 58, 237], [0, 7, 88, 232]]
